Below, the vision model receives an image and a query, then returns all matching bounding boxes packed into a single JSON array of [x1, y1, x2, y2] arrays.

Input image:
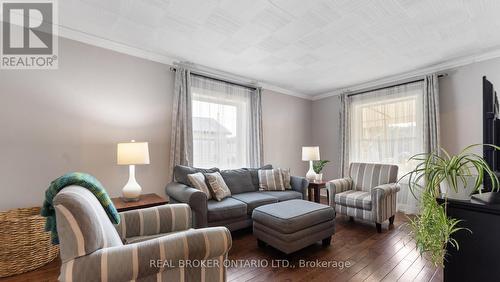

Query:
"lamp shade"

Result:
[[302, 146, 320, 161], [117, 141, 150, 165]]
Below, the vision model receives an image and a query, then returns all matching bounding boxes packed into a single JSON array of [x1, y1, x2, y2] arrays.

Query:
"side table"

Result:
[[307, 181, 328, 203], [111, 193, 168, 212]]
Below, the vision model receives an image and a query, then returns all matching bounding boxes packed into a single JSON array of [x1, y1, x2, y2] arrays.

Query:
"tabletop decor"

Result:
[[117, 140, 150, 201]]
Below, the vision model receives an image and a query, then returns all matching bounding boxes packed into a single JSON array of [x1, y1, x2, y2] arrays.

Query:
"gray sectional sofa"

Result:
[[165, 165, 309, 231]]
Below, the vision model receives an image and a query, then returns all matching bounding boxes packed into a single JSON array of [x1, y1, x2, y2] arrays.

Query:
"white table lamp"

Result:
[[302, 146, 320, 181], [117, 140, 150, 201]]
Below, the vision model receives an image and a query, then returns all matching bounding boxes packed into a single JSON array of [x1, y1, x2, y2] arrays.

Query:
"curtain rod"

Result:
[[347, 74, 447, 97], [169, 66, 258, 90]]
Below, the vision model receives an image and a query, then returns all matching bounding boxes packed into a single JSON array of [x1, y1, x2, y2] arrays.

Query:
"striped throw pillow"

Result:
[[281, 168, 292, 190], [187, 172, 212, 200], [258, 168, 291, 191], [205, 172, 231, 201]]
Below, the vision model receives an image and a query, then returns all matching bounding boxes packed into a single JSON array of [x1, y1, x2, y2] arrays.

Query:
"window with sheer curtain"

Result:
[[349, 81, 424, 213], [191, 75, 259, 169]]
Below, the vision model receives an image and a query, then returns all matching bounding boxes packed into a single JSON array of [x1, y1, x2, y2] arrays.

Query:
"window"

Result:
[[191, 75, 254, 169], [349, 81, 424, 175]]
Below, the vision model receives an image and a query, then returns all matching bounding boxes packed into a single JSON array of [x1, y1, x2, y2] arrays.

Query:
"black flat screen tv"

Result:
[[483, 76, 500, 191]]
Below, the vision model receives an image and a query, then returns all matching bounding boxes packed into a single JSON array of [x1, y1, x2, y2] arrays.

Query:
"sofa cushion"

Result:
[[243, 164, 273, 190], [260, 191, 303, 202], [231, 192, 278, 215], [335, 190, 372, 211], [207, 198, 247, 222], [173, 165, 219, 186], [252, 200, 334, 234], [220, 169, 255, 194]]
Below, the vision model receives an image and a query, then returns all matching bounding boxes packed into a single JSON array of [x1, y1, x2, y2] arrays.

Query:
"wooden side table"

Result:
[[308, 181, 328, 203], [111, 193, 168, 212]]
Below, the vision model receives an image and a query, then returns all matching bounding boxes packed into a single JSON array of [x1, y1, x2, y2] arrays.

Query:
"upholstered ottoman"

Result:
[[252, 199, 335, 254]]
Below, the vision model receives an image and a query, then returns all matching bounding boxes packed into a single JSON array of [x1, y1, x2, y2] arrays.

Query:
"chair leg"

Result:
[[257, 239, 266, 248], [389, 215, 395, 225], [376, 223, 382, 233], [322, 237, 332, 246]]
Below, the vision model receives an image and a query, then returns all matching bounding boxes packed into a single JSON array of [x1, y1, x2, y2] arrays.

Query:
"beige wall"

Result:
[[262, 89, 312, 176], [311, 95, 342, 180], [440, 57, 500, 154], [0, 38, 174, 210], [0, 38, 313, 210]]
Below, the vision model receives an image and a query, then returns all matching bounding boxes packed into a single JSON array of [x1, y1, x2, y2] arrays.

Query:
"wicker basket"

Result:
[[0, 207, 59, 277]]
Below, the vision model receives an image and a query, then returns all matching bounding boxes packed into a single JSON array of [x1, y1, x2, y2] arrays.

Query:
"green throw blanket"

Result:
[[41, 172, 120, 244]]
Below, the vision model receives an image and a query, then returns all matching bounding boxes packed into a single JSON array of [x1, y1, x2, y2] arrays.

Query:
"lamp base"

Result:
[[122, 165, 142, 201], [306, 160, 317, 181]]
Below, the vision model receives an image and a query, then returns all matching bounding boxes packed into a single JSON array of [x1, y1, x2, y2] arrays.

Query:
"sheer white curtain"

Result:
[[349, 81, 424, 214], [190, 75, 260, 169]]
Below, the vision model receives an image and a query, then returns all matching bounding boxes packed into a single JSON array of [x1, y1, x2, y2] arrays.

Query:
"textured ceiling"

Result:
[[59, 0, 500, 95]]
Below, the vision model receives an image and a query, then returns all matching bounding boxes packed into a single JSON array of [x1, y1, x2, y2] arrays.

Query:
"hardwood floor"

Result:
[[227, 212, 442, 282], [1, 199, 442, 282]]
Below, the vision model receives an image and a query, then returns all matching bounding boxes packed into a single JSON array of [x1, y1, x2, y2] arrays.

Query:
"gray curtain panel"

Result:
[[423, 74, 440, 154], [339, 93, 351, 177], [169, 67, 193, 180], [250, 87, 264, 167]]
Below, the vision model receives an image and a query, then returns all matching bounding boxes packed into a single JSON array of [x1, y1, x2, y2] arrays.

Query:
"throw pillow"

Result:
[[173, 165, 219, 186], [258, 168, 289, 191], [205, 172, 231, 201], [187, 172, 212, 200], [281, 168, 292, 190], [243, 164, 273, 190]]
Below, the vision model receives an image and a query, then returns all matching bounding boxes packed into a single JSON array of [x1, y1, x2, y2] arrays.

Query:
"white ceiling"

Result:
[[59, 0, 500, 96]]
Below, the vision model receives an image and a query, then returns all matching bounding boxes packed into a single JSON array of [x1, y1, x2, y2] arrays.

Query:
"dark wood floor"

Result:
[[227, 212, 442, 282], [1, 199, 442, 282]]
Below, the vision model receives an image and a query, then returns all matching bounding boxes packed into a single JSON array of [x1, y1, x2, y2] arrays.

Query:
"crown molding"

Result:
[[174, 61, 259, 87], [172, 62, 311, 99], [259, 82, 312, 100], [55, 25, 500, 102], [311, 47, 500, 101], [56, 25, 313, 99], [58, 25, 178, 66]]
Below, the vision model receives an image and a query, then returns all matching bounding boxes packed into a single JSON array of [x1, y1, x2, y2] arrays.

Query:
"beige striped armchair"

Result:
[[327, 163, 400, 233], [54, 186, 231, 282]]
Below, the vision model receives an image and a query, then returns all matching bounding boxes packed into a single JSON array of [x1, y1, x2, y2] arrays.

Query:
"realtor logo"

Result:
[[1, 0, 58, 69]]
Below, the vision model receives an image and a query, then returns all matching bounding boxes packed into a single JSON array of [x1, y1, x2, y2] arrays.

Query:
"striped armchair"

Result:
[[327, 163, 400, 233], [54, 186, 231, 282]]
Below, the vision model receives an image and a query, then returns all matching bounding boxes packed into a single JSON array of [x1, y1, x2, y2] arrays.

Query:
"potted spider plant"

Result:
[[313, 160, 330, 181], [402, 144, 500, 267]]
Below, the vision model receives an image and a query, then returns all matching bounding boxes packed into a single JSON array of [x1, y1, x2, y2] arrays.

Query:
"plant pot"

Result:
[[315, 173, 323, 182], [440, 176, 478, 200]]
